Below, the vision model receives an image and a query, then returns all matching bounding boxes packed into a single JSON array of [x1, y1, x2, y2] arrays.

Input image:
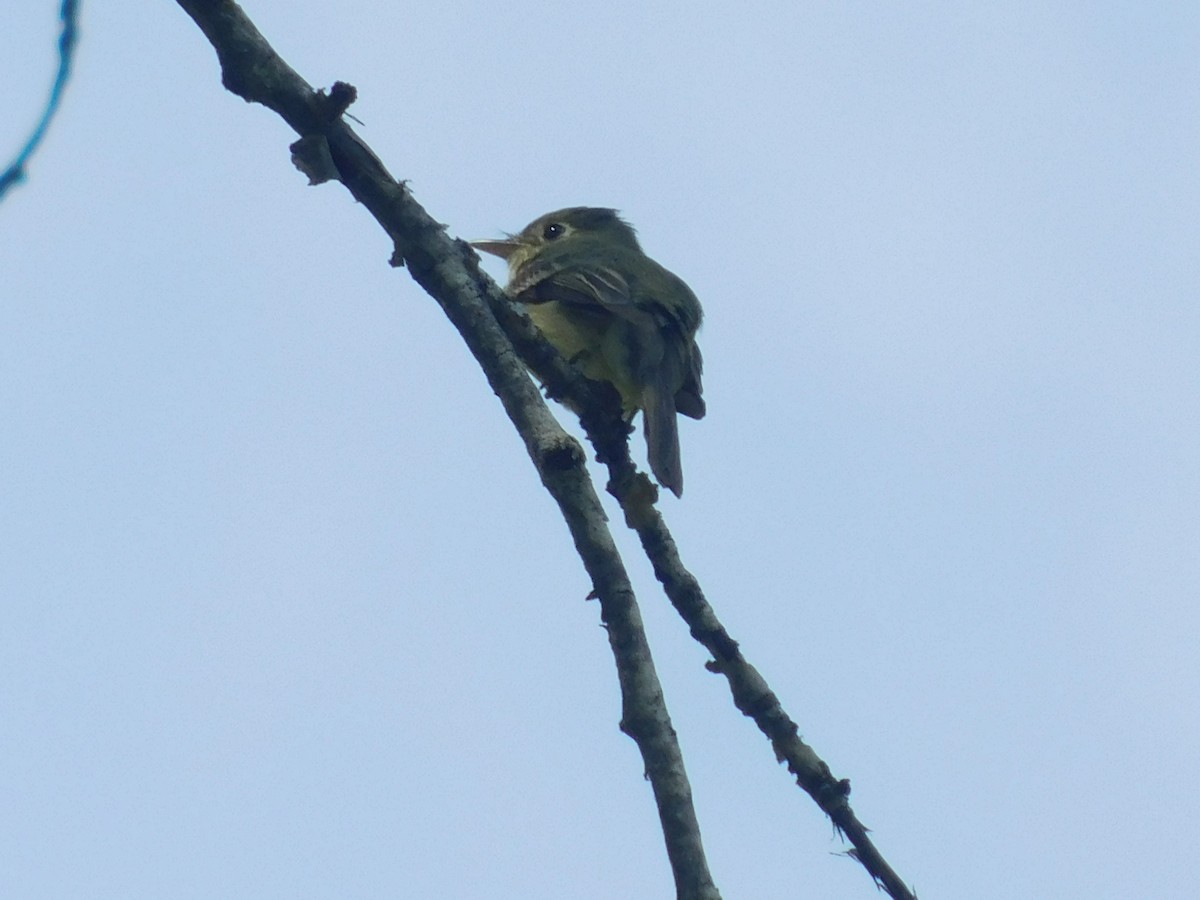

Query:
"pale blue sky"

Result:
[[3, 2, 1198, 898]]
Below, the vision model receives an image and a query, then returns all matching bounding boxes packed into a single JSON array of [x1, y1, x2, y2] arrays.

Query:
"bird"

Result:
[[472, 207, 704, 497]]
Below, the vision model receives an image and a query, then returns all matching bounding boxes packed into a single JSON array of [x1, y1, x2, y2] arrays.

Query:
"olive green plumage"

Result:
[[473, 207, 704, 497]]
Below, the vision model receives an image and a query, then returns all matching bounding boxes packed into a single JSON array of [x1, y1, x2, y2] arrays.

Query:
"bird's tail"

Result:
[[644, 385, 683, 497]]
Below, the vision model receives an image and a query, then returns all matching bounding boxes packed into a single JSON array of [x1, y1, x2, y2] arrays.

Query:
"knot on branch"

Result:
[[616, 473, 660, 528], [697, 626, 740, 664], [816, 777, 853, 810], [540, 434, 586, 474], [289, 83, 360, 185], [314, 81, 357, 120], [290, 134, 338, 184]]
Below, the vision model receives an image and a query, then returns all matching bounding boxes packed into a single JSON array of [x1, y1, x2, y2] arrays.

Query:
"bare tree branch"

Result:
[[174, 2, 719, 897], [174, 2, 917, 898]]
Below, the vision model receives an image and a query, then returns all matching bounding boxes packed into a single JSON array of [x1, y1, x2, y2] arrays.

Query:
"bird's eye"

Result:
[[542, 222, 566, 241]]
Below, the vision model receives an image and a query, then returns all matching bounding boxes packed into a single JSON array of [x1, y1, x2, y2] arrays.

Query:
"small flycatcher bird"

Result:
[[472, 207, 704, 497]]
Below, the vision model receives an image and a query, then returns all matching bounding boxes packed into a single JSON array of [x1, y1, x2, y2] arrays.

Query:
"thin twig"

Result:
[[0, 0, 81, 198], [615, 497, 917, 900]]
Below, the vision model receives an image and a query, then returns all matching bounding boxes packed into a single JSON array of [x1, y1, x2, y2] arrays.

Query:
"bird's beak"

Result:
[[470, 238, 520, 260]]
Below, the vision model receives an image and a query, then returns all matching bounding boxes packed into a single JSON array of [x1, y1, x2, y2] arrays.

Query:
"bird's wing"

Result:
[[513, 248, 704, 428], [513, 256, 647, 318]]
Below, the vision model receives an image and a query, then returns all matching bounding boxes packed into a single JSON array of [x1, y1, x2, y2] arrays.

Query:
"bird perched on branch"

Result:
[[473, 207, 705, 497]]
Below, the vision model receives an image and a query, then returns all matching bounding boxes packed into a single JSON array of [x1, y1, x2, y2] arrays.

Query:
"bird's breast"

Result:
[[525, 301, 644, 412]]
